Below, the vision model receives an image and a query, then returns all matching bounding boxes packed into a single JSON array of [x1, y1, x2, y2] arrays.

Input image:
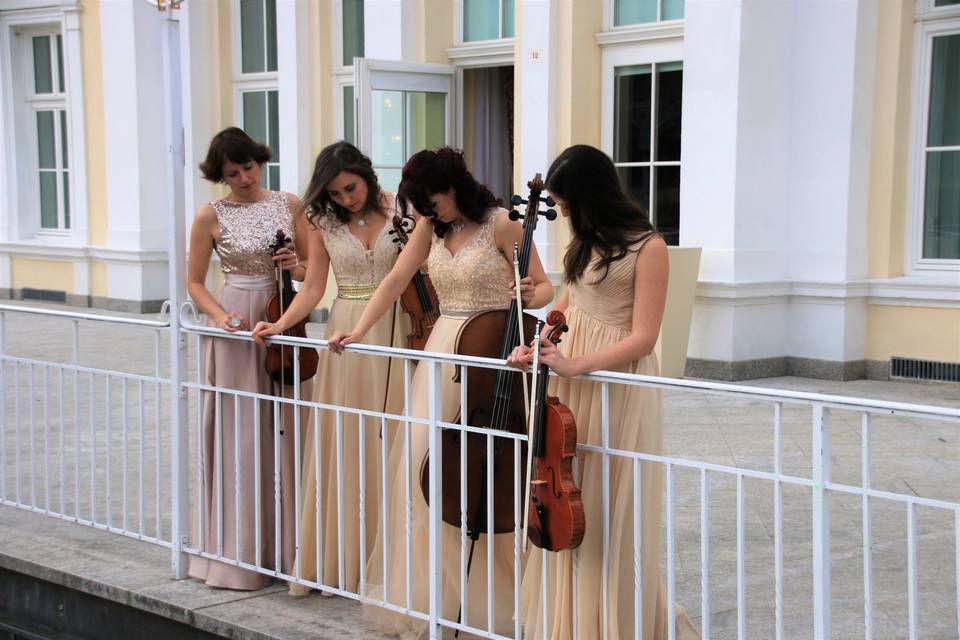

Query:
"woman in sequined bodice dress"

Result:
[[252, 142, 407, 596], [186, 127, 310, 590], [326, 148, 554, 637]]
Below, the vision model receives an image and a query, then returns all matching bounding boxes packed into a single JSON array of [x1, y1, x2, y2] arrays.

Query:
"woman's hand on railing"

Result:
[[327, 330, 357, 355], [251, 320, 283, 346], [218, 311, 248, 333], [506, 344, 533, 371]]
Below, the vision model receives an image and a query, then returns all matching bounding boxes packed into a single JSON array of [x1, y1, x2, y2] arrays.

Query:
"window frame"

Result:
[[231, 0, 280, 187], [332, 0, 363, 143], [454, 0, 516, 47], [907, 2, 960, 272], [601, 0, 684, 34], [600, 37, 684, 244], [0, 7, 86, 246]]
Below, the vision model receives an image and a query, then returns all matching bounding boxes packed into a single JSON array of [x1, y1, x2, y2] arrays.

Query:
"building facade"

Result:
[[0, 0, 957, 380]]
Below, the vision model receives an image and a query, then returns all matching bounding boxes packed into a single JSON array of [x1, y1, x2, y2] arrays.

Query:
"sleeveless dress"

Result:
[[291, 202, 408, 594], [362, 209, 519, 637], [189, 191, 312, 590], [519, 233, 699, 639]]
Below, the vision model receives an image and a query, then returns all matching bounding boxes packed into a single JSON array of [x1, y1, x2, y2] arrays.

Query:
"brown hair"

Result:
[[302, 141, 384, 226], [199, 127, 272, 183]]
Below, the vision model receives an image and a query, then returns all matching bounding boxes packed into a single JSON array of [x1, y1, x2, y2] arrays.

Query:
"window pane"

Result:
[[614, 65, 652, 163], [268, 90, 279, 162], [243, 91, 268, 146], [615, 0, 657, 26], [655, 166, 680, 245], [60, 110, 69, 169], [617, 166, 651, 214], [265, 0, 277, 72], [342, 0, 364, 67], [343, 85, 355, 144], [39, 172, 58, 228], [269, 165, 280, 191], [406, 92, 446, 155], [37, 111, 56, 169], [464, 0, 499, 41], [63, 171, 70, 229], [56, 35, 64, 93], [927, 33, 960, 147], [371, 90, 405, 168], [935, 0, 960, 6], [656, 63, 683, 161], [33, 36, 52, 94], [923, 150, 960, 259], [240, 0, 266, 74], [502, 0, 515, 38], [662, 0, 684, 20]]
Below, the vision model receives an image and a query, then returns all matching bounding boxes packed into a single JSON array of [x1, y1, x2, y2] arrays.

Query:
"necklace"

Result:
[[357, 212, 367, 227], [450, 219, 465, 233]]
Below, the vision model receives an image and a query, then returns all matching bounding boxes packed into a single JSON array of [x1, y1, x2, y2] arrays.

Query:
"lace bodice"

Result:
[[211, 191, 294, 276], [567, 231, 658, 331], [426, 208, 513, 313], [319, 198, 399, 290]]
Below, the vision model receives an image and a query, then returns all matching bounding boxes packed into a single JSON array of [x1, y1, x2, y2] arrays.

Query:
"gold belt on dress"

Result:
[[337, 283, 378, 300]]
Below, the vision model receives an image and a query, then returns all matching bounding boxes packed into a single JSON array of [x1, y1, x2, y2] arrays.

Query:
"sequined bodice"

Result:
[[211, 191, 294, 276], [567, 232, 658, 331], [319, 199, 399, 289], [426, 209, 513, 313]]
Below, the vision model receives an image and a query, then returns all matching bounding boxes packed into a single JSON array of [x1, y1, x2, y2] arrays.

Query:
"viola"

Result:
[[388, 209, 440, 351], [524, 311, 584, 552], [418, 174, 556, 535], [264, 230, 319, 384]]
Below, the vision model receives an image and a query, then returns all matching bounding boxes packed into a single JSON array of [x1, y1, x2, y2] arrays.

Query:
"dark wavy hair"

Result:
[[397, 147, 500, 237], [546, 145, 656, 284], [302, 141, 384, 226], [199, 127, 271, 183]]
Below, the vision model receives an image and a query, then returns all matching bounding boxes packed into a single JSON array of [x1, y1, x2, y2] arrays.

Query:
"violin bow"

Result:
[[521, 320, 543, 552]]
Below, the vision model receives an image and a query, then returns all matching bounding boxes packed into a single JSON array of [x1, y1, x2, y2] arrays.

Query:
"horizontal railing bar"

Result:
[[0, 500, 170, 547], [0, 356, 169, 385], [826, 483, 960, 511], [0, 303, 169, 328]]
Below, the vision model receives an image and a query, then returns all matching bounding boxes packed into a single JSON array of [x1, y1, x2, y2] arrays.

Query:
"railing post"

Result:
[[427, 360, 443, 638], [157, 4, 189, 578], [811, 404, 831, 639]]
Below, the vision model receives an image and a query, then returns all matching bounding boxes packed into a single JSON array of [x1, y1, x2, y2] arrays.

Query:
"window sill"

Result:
[[447, 39, 515, 65], [595, 21, 684, 48]]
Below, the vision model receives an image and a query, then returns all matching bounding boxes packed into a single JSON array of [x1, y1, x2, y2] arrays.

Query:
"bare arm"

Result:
[[187, 205, 246, 331], [493, 211, 554, 310], [327, 218, 433, 352]]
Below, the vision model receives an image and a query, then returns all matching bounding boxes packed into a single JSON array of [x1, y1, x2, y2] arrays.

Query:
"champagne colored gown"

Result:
[[189, 191, 312, 590], [363, 209, 522, 638], [291, 203, 407, 594], [520, 232, 698, 639]]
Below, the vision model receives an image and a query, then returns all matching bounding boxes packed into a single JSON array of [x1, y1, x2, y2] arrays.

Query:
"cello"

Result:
[[418, 174, 556, 535], [523, 312, 584, 552], [264, 230, 319, 384], [388, 208, 440, 351]]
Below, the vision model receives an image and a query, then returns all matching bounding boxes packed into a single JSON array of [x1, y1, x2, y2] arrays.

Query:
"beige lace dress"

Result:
[[291, 202, 407, 595], [189, 191, 311, 590], [363, 208, 519, 638]]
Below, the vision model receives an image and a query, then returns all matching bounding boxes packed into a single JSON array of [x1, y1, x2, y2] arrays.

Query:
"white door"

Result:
[[354, 59, 455, 194]]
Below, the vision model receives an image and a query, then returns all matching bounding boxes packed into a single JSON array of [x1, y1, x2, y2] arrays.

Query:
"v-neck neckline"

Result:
[[345, 217, 389, 252]]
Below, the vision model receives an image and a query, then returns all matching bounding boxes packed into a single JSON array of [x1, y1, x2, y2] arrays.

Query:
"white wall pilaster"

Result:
[[364, 0, 417, 62], [277, 0, 312, 195]]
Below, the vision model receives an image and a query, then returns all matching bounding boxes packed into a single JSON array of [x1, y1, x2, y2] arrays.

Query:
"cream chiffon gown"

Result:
[[290, 204, 407, 595], [520, 232, 699, 639], [189, 191, 312, 590], [363, 209, 521, 638]]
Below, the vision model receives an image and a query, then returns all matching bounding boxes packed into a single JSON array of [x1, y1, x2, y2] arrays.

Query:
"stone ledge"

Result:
[[685, 356, 869, 381]]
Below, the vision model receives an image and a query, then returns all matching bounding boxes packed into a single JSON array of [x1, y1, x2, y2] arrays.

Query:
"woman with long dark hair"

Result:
[[508, 145, 698, 638], [252, 141, 407, 596], [187, 127, 310, 590], [326, 147, 554, 635]]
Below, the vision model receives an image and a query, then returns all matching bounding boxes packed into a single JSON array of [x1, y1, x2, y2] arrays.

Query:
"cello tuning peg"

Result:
[[544, 209, 557, 221], [508, 209, 523, 222], [541, 196, 556, 207], [510, 195, 526, 206]]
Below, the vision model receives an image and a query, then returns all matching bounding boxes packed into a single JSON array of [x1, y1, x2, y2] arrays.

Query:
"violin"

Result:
[[264, 230, 319, 384], [388, 209, 440, 351], [524, 311, 584, 552], [418, 174, 556, 535]]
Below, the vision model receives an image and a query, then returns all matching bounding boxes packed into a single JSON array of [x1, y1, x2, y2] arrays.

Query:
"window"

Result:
[[235, 0, 279, 188], [462, 0, 514, 42], [614, 0, 684, 27], [335, 0, 364, 144], [911, 4, 960, 268], [30, 33, 70, 231], [612, 62, 682, 245]]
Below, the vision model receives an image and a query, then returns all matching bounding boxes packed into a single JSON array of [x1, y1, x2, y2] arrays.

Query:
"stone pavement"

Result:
[[0, 300, 958, 639]]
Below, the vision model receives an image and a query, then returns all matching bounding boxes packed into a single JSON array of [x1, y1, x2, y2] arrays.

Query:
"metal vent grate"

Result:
[[890, 356, 960, 383]]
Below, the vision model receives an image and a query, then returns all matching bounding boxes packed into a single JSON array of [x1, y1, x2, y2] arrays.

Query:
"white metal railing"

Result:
[[2, 301, 959, 639]]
